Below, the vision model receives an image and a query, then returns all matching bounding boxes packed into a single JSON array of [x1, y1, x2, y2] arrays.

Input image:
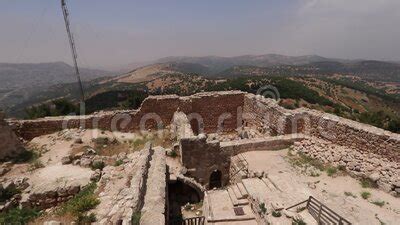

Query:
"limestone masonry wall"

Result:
[[242, 94, 400, 162], [293, 109, 400, 162], [9, 91, 244, 140], [7, 91, 400, 163], [140, 147, 167, 225], [221, 134, 306, 155]]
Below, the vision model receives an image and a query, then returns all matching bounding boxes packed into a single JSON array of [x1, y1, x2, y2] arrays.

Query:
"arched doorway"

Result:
[[209, 170, 222, 189], [168, 180, 203, 225]]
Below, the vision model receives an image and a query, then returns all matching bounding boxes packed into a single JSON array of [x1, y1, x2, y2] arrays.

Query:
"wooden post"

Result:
[[318, 204, 323, 224], [306, 196, 311, 209]]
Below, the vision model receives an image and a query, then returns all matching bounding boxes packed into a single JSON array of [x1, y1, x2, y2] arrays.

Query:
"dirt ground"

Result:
[[241, 149, 400, 225]]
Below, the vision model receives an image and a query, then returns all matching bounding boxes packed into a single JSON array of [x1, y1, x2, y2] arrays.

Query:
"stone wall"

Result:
[[171, 111, 231, 189], [20, 183, 82, 210], [243, 94, 293, 135], [292, 138, 400, 195], [0, 112, 25, 160], [180, 135, 231, 189], [220, 134, 306, 155], [291, 109, 400, 162], [242, 94, 400, 162], [140, 147, 167, 225], [9, 91, 245, 140]]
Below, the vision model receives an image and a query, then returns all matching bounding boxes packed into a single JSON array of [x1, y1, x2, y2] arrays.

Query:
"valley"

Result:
[[1, 55, 399, 134]]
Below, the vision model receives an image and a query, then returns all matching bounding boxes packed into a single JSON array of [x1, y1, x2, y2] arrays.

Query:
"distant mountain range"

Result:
[[156, 54, 352, 74], [0, 62, 112, 114], [2, 54, 400, 118], [154, 55, 400, 82], [0, 62, 110, 90]]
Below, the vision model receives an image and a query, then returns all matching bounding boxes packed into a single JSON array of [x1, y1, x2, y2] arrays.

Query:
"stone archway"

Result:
[[209, 170, 222, 189]]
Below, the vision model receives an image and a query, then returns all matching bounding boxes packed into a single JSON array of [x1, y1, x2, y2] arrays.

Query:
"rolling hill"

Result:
[[156, 54, 344, 74], [0, 62, 113, 114]]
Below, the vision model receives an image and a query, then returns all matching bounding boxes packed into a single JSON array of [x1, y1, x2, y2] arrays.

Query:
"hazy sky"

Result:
[[1, 0, 400, 69]]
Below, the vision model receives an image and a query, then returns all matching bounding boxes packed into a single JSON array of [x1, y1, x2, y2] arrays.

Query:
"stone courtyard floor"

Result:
[[240, 149, 400, 225]]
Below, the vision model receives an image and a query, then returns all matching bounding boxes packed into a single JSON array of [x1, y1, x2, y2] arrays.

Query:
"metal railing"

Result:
[[181, 216, 205, 225], [286, 196, 351, 225]]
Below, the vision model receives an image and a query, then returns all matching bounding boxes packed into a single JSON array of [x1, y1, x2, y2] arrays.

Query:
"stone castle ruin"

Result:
[[2, 91, 400, 224]]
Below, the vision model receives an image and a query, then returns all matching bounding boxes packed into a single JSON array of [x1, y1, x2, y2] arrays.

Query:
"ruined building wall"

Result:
[[8, 91, 400, 162], [171, 111, 230, 188], [293, 109, 400, 162], [242, 93, 400, 162], [180, 136, 230, 188], [242, 94, 293, 135], [220, 134, 306, 155], [9, 91, 244, 140], [0, 112, 25, 160]]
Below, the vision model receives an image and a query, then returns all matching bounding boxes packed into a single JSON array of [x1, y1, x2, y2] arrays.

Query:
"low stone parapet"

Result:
[[220, 134, 307, 155], [140, 146, 167, 225]]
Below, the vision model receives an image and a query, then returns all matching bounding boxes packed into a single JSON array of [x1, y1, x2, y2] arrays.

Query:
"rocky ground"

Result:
[[0, 128, 172, 224]]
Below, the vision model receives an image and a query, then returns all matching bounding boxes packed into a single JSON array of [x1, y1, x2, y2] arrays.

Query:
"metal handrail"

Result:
[[181, 216, 205, 225], [285, 196, 351, 225]]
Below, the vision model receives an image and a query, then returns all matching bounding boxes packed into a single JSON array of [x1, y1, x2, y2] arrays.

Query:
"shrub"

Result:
[[259, 203, 267, 214], [344, 192, 357, 198], [167, 150, 178, 158], [337, 165, 346, 171], [77, 213, 97, 223], [296, 206, 306, 213], [58, 183, 100, 219], [372, 200, 385, 207], [114, 159, 124, 167], [91, 161, 105, 171], [289, 152, 325, 171], [360, 178, 378, 189], [0, 207, 40, 224], [28, 160, 44, 171], [0, 186, 21, 203], [326, 167, 338, 177], [131, 138, 147, 150], [12, 150, 40, 164], [272, 210, 282, 217], [132, 212, 141, 225], [93, 137, 109, 146], [292, 218, 307, 225], [25, 99, 79, 119], [361, 191, 371, 199]]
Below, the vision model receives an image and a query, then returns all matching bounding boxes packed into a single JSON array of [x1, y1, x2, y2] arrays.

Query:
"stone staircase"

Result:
[[230, 154, 250, 184], [227, 182, 250, 206], [204, 181, 256, 225]]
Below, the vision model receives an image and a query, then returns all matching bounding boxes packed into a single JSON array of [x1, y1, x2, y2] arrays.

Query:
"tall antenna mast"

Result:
[[61, 0, 85, 103]]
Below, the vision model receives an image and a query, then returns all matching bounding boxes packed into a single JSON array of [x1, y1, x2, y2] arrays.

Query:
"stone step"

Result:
[[208, 190, 253, 223], [236, 198, 249, 206], [261, 177, 279, 192], [227, 187, 249, 207], [232, 185, 245, 199], [236, 182, 249, 198], [241, 178, 270, 203], [227, 188, 240, 206]]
